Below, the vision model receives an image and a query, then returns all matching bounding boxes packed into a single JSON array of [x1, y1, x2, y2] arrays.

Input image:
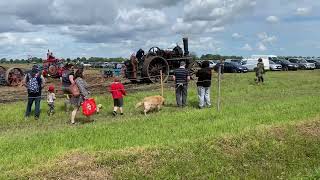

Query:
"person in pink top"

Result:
[[109, 77, 126, 116]]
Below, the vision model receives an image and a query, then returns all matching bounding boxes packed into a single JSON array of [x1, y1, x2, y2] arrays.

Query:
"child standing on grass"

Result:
[[47, 85, 56, 116], [109, 77, 126, 116]]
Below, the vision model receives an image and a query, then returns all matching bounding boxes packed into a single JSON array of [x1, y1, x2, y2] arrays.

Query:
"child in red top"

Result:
[[109, 77, 126, 116]]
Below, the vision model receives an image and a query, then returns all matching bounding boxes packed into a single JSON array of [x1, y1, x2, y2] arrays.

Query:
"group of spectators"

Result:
[[24, 63, 126, 124], [23, 59, 263, 122], [173, 61, 212, 109]]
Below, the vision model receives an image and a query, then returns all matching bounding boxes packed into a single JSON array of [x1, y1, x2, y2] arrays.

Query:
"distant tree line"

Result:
[[0, 57, 126, 64], [1, 54, 319, 64], [199, 54, 243, 60]]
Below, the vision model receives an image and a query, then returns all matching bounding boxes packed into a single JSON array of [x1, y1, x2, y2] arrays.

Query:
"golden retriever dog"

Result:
[[135, 95, 165, 115]]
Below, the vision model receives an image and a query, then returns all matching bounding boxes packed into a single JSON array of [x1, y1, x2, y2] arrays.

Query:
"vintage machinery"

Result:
[[0, 66, 24, 86], [124, 37, 200, 83], [42, 50, 64, 78]]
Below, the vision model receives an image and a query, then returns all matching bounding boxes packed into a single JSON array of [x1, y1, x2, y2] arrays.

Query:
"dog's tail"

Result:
[[135, 102, 143, 108]]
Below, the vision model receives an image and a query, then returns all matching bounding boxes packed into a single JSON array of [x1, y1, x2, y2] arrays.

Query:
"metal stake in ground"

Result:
[[160, 70, 164, 97], [217, 61, 222, 112]]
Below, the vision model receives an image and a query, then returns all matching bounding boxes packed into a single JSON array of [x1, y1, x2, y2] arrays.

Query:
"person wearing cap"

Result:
[[255, 58, 265, 84], [24, 65, 46, 120], [47, 85, 56, 116], [173, 61, 190, 107]]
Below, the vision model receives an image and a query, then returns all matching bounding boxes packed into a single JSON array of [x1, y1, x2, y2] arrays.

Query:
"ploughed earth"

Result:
[[0, 69, 166, 103]]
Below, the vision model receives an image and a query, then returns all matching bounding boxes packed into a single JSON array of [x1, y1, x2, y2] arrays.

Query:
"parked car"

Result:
[[208, 60, 217, 69], [273, 59, 298, 71], [306, 59, 320, 69], [198, 60, 217, 69], [214, 62, 248, 73], [269, 60, 282, 71], [288, 58, 315, 70], [241, 59, 257, 71], [225, 59, 243, 64]]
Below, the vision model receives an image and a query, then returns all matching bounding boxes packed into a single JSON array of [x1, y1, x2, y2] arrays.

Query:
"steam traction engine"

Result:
[[124, 38, 200, 83]]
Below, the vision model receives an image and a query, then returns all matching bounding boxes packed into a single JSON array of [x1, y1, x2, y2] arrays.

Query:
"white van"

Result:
[[242, 55, 272, 71]]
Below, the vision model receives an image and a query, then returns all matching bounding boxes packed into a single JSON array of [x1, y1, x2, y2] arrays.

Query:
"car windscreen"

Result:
[[229, 62, 240, 65], [299, 59, 308, 63], [283, 60, 291, 63], [269, 60, 275, 64]]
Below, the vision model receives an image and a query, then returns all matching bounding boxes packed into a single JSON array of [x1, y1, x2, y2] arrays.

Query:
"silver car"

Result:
[[289, 58, 315, 70], [269, 60, 282, 71]]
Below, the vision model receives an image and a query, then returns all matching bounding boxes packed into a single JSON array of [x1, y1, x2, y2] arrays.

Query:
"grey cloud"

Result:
[[60, 8, 168, 43], [139, 0, 183, 8], [0, 0, 117, 26], [183, 0, 256, 23], [0, 16, 36, 33]]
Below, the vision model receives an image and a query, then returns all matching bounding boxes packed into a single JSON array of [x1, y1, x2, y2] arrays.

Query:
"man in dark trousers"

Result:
[[24, 65, 45, 120], [196, 61, 212, 108], [173, 61, 190, 107]]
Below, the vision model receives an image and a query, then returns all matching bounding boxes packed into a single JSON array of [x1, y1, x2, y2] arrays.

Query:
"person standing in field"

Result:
[[255, 58, 265, 84], [173, 61, 190, 107], [196, 61, 212, 109], [47, 85, 56, 116], [109, 77, 126, 116], [61, 63, 75, 94], [61, 63, 75, 112], [70, 69, 90, 124], [24, 65, 46, 120]]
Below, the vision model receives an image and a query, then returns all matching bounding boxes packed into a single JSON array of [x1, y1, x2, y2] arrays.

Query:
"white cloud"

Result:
[[117, 8, 167, 31], [232, 33, 242, 39], [183, 0, 256, 23], [172, 18, 224, 35], [0, 33, 48, 47], [241, 43, 253, 51], [266, 16, 279, 23], [296, 7, 311, 16], [257, 32, 277, 44], [257, 43, 267, 51], [205, 26, 225, 33], [20, 38, 48, 46]]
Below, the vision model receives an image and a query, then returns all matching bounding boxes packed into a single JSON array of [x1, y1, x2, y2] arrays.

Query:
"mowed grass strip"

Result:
[[18, 119, 320, 179], [0, 70, 320, 178]]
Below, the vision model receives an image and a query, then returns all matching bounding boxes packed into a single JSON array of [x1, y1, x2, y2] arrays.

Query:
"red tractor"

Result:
[[42, 50, 64, 78]]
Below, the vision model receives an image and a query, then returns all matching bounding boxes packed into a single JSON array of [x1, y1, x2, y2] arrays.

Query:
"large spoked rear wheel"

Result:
[[5, 68, 24, 86], [188, 61, 201, 80], [142, 56, 169, 83]]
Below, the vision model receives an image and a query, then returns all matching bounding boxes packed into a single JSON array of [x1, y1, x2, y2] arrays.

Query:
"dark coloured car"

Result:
[[214, 62, 248, 73], [273, 59, 298, 71], [306, 59, 320, 69], [289, 58, 315, 70]]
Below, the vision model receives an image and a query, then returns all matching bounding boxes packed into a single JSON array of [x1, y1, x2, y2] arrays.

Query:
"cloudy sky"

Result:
[[0, 0, 319, 59]]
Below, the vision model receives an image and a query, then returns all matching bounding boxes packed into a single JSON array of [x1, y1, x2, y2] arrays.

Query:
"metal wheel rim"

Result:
[[5, 68, 24, 86], [145, 57, 169, 83]]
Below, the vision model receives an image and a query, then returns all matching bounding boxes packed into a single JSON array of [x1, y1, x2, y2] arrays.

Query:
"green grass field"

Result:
[[1, 70, 320, 179]]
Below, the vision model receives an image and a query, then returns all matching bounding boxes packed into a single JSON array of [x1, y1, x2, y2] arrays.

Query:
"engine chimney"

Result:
[[183, 37, 189, 56]]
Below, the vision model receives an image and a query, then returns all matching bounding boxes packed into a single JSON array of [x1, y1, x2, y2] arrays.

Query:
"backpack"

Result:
[[61, 70, 71, 85], [27, 73, 41, 93]]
